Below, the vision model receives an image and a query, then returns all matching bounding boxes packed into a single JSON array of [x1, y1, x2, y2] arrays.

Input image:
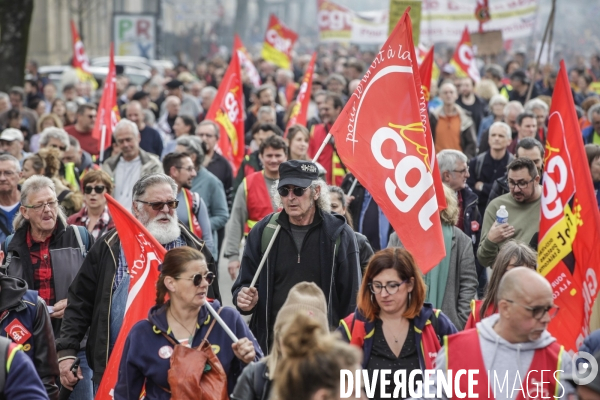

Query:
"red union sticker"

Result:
[[5, 319, 31, 344], [471, 221, 480, 232]]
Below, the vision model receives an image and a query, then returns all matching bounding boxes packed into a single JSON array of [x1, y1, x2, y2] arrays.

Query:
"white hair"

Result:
[[489, 121, 512, 140], [524, 98, 549, 114], [504, 101, 525, 118], [113, 118, 139, 137], [437, 149, 468, 174], [13, 175, 67, 230], [0, 154, 21, 172], [488, 94, 508, 108], [273, 179, 331, 213], [39, 127, 70, 150], [200, 86, 217, 98], [588, 103, 600, 123]]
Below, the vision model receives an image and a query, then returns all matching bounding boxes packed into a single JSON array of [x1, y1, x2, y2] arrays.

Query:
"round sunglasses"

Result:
[[84, 185, 106, 194], [174, 271, 215, 286], [277, 186, 309, 197]]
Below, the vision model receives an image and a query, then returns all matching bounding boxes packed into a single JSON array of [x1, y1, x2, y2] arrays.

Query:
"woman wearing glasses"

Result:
[[67, 170, 115, 240], [465, 240, 537, 329], [115, 247, 262, 399], [337, 248, 457, 399]]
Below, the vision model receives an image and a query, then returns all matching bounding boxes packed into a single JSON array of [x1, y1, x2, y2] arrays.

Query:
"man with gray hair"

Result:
[[197, 86, 217, 123], [0, 154, 21, 242], [478, 100, 524, 154], [3, 175, 93, 398], [102, 119, 162, 210], [0, 127, 30, 164], [467, 121, 514, 215], [57, 172, 220, 392], [583, 102, 600, 144], [244, 84, 286, 134], [232, 160, 361, 353], [39, 127, 70, 156]]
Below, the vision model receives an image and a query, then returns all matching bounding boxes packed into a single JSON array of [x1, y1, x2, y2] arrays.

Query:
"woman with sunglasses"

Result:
[[464, 239, 538, 329], [115, 247, 262, 399], [67, 170, 115, 240], [337, 248, 457, 399]]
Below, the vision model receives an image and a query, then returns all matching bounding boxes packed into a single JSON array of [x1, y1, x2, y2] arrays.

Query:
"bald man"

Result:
[[413, 267, 575, 399]]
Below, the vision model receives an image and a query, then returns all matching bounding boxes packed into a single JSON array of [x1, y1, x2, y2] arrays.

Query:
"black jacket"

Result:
[[355, 232, 374, 272], [467, 151, 514, 216], [231, 360, 271, 400], [206, 152, 234, 211], [487, 173, 510, 206], [55, 222, 219, 384], [232, 209, 362, 354], [0, 275, 59, 400]]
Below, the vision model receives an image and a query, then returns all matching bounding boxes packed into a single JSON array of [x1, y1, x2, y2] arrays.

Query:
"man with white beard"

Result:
[[56, 173, 220, 392]]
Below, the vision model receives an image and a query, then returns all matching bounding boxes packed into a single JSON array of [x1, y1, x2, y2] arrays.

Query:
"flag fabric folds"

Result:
[[95, 194, 167, 399], [538, 60, 600, 353], [205, 51, 245, 175], [234, 34, 262, 89], [450, 27, 480, 82], [329, 8, 446, 274], [285, 52, 317, 134], [261, 14, 298, 69], [91, 43, 120, 159], [70, 20, 98, 90]]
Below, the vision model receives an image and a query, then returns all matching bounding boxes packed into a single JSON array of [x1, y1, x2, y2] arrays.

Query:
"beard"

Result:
[[141, 211, 181, 244]]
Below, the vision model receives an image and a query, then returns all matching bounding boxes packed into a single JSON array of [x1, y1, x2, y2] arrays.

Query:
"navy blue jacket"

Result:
[[4, 342, 49, 400], [583, 125, 595, 144], [114, 300, 262, 399]]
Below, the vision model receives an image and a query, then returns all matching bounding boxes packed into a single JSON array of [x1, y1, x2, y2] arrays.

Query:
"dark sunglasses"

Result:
[[277, 186, 309, 197], [175, 271, 215, 286], [136, 200, 179, 210], [84, 185, 106, 194]]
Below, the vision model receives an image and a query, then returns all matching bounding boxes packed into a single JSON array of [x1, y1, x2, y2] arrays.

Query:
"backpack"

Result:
[[0, 336, 13, 397], [2, 225, 90, 270], [260, 212, 341, 257]]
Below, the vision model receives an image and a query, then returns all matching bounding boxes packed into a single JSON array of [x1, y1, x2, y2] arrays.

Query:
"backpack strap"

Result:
[[261, 212, 281, 255], [70, 225, 89, 257], [202, 308, 221, 342], [2, 235, 14, 272], [0, 337, 11, 394], [474, 153, 486, 182]]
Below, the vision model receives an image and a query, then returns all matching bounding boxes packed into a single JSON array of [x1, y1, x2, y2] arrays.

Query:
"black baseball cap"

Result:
[[278, 160, 318, 189], [165, 79, 184, 89], [132, 91, 149, 101]]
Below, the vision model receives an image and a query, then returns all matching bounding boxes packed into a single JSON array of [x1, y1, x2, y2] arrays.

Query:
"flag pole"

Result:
[[346, 178, 359, 197], [248, 132, 332, 288], [99, 125, 106, 163], [526, 0, 556, 103], [205, 303, 239, 343]]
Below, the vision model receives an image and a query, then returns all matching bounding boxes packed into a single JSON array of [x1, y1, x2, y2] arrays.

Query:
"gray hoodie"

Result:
[[411, 314, 575, 399]]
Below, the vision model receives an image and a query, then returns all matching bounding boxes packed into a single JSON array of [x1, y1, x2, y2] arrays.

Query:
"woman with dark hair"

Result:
[[162, 115, 197, 158], [67, 170, 115, 239], [115, 247, 262, 399], [329, 185, 373, 272], [51, 98, 72, 126], [585, 143, 600, 208], [337, 247, 457, 399], [464, 240, 537, 329]]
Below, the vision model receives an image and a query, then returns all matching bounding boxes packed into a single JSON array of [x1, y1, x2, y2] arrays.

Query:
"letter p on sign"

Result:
[[119, 19, 133, 39]]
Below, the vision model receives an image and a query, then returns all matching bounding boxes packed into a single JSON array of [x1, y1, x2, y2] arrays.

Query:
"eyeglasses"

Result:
[[176, 166, 196, 173], [84, 185, 106, 194], [277, 186, 309, 197], [197, 133, 215, 139], [49, 144, 67, 151], [507, 178, 534, 189], [0, 171, 16, 177], [136, 199, 179, 210], [369, 281, 406, 295], [23, 200, 58, 211], [174, 271, 215, 286], [504, 299, 559, 320], [452, 167, 469, 175]]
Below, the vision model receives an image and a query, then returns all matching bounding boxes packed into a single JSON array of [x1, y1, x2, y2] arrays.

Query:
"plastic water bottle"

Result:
[[496, 205, 509, 224]]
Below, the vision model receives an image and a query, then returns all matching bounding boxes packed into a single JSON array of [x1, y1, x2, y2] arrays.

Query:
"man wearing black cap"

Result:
[[232, 159, 361, 353], [509, 70, 539, 105], [130, 90, 159, 122], [125, 101, 163, 157], [160, 79, 201, 120]]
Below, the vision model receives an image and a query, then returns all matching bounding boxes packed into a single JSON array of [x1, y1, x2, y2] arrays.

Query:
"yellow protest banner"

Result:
[[389, 0, 421, 45]]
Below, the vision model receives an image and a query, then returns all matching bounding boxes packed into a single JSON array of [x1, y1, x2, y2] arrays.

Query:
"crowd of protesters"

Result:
[[0, 43, 599, 400]]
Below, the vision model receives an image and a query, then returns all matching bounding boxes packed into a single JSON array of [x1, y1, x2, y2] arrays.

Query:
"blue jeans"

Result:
[[110, 274, 130, 354], [68, 349, 93, 400]]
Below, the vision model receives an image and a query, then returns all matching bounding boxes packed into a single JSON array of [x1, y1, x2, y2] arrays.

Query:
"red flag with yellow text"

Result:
[[234, 34, 261, 89], [91, 43, 120, 158], [538, 60, 600, 352], [95, 194, 167, 399], [450, 27, 480, 82], [285, 52, 317, 135], [261, 14, 298, 69], [70, 20, 98, 90], [205, 51, 245, 175], [329, 9, 445, 273]]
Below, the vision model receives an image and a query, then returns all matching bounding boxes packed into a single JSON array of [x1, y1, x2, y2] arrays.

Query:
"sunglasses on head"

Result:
[[277, 186, 309, 197], [136, 200, 179, 211], [84, 185, 106, 194], [175, 271, 215, 286]]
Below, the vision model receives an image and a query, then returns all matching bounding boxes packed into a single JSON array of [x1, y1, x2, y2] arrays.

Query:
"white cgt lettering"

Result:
[[371, 127, 436, 230], [224, 92, 239, 122], [541, 155, 568, 219], [266, 30, 292, 53]]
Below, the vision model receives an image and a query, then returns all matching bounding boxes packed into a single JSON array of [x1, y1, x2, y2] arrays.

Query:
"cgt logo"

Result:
[[456, 43, 479, 80], [317, 9, 352, 30], [266, 29, 292, 54]]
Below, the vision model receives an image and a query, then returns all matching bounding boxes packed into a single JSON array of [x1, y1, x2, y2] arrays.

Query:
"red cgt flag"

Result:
[[475, 0, 491, 32], [329, 8, 446, 273], [261, 14, 298, 69], [538, 60, 600, 353], [70, 20, 97, 90], [96, 194, 167, 399], [285, 52, 317, 135], [234, 34, 261, 89], [419, 46, 434, 103], [91, 43, 120, 159], [205, 51, 245, 175], [450, 27, 480, 83]]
